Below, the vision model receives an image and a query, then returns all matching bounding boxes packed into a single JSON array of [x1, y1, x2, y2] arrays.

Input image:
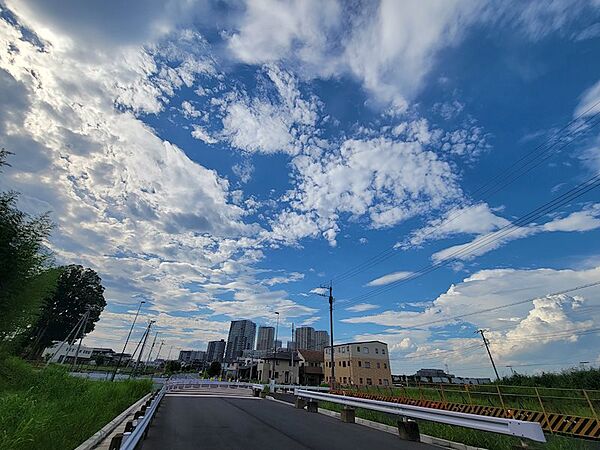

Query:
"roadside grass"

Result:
[[0, 355, 152, 450], [319, 401, 594, 449]]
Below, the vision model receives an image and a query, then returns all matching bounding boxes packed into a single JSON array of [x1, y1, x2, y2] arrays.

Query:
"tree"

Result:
[[0, 150, 54, 349], [164, 360, 181, 374], [25, 265, 106, 358], [207, 361, 221, 377]]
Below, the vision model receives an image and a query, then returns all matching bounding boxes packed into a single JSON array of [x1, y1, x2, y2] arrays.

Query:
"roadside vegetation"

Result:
[[0, 150, 151, 449], [0, 354, 152, 450]]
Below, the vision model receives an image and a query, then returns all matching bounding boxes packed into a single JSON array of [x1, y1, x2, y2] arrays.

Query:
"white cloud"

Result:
[[404, 202, 510, 248], [345, 265, 600, 376], [431, 204, 600, 263], [346, 303, 379, 313], [366, 271, 413, 287], [575, 79, 600, 117], [0, 8, 322, 352], [191, 125, 218, 144]]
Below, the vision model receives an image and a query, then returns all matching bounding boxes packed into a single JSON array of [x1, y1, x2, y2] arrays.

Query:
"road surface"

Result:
[[143, 394, 436, 449]]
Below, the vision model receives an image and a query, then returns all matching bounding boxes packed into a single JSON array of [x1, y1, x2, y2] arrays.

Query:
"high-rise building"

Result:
[[225, 320, 256, 361], [206, 339, 226, 363], [256, 326, 275, 351], [178, 350, 205, 364], [295, 326, 315, 350], [275, 339, 282, 350], [287, 340, 296, 350], [314, 330, 330, 351]]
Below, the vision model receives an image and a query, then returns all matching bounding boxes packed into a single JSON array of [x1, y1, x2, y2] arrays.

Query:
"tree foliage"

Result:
[[26, 265, 106, 357], [207, 361, 221, 377], [0, 150, 55, 347]]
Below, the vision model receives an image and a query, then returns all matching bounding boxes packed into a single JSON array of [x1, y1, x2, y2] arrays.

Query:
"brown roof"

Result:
[[298, 349, 324, 363]]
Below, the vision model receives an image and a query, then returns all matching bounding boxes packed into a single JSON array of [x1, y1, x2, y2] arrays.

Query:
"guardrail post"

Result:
[[108, 433, 124, 450], [341, 406, 355, 423], [307, 400, 318, 413], [397, 418, 420, 442], [295, 397, 307, 409]]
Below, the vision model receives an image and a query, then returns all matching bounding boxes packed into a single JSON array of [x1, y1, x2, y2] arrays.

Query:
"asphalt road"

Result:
[[142, 396, 436, 450]]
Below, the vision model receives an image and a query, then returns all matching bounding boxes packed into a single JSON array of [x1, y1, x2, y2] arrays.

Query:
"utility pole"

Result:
[[132, 320, 155, 377], [291, 322, 294, 384], [167, 345, 173, 361], [71, 308, 91, 371], [156, 341, 164, 361], [111, 300, 145, 381], [46, 309, 88, 366], [315, 283, 335, 387], [272, 312, 280, 383], [146, 331, 158, 367], [477, 329, 499, 381]]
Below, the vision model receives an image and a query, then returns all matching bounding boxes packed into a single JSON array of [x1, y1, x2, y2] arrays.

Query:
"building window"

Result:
[[359, 378, 363, 384], [375, 348, 379, 354], [358, 361, 362, 367], [364, 361, 371, 369], [382, 349, 385, 355], [383, 379, 389, 386], [378, 379, 382, 385], [342, 347, 345, 353], [384, 363, 387, 369], [366, 378, 372, 385], [357, 346, 360, 352], [363, 347, 369, 354], [342, 361, 346, 367], [377, 362, 380, 369], [343, 377, 347, 383], [346, 346, 350, 351], [339, 361, 342, 367]]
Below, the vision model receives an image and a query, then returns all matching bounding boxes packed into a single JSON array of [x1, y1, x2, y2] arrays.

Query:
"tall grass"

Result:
[[0, 355, 152, 450]]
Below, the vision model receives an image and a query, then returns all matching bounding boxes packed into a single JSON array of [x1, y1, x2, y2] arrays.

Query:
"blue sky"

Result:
[[1, 0, 600, 377]]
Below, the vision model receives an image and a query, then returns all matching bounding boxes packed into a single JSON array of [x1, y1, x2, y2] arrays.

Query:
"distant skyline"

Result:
[[1, 1, 599, 378]]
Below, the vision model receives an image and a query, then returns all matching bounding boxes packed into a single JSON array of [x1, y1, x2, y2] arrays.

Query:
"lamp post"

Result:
[[111, 300, 145, 381]]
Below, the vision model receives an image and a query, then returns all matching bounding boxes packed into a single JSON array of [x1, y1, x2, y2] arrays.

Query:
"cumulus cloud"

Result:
[[345, 265, 600, 376]]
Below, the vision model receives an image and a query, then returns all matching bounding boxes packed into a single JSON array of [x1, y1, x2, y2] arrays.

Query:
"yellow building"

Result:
[[324, 340, 392, 386]]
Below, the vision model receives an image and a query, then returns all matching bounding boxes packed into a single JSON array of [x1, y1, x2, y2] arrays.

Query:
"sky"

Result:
[[1, 0, 600, 378]]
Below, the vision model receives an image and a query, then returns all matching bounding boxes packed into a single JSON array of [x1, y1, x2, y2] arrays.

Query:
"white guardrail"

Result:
[[165, 379, 329, 392], [294, 389, 546, 443], [119, 386, 166, 450]]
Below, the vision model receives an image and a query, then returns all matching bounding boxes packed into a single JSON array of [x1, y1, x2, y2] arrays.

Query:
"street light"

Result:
[[111, 300, 145, 381]]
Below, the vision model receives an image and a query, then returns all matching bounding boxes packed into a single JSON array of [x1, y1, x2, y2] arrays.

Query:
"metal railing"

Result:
[[164, 378, 329, 392], [110, 387, 165, 450], [295, 389, 546, 443]]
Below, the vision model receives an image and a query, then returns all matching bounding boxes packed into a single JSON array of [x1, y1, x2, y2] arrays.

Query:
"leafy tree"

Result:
[[207, 361, 221, 377], [25, 265, 106, 358], [0, 150, 54, 349], [164, 360, 181, 374]]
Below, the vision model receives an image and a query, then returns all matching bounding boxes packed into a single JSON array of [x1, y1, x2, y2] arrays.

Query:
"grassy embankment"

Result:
[[0, 355, 152, 450]]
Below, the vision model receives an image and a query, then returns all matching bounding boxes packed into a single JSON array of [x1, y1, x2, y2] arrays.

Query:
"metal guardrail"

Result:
[[295, 389, 546, 443], [165, 379, 329, 392], [116, 387, 166, 450]]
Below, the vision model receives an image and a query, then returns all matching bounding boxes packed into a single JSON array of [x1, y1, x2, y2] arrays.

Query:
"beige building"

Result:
[[324, 340, 392, 387]]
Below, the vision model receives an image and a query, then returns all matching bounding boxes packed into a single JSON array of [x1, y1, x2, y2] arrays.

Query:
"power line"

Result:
[[330, 102, 600, 285], [348, 280, 600, 334], [343, 174, 600, 306]]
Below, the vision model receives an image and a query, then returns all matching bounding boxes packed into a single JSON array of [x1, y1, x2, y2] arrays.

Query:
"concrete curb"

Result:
[[317, 408, 486, 450], [73, 392, 152, 450]]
